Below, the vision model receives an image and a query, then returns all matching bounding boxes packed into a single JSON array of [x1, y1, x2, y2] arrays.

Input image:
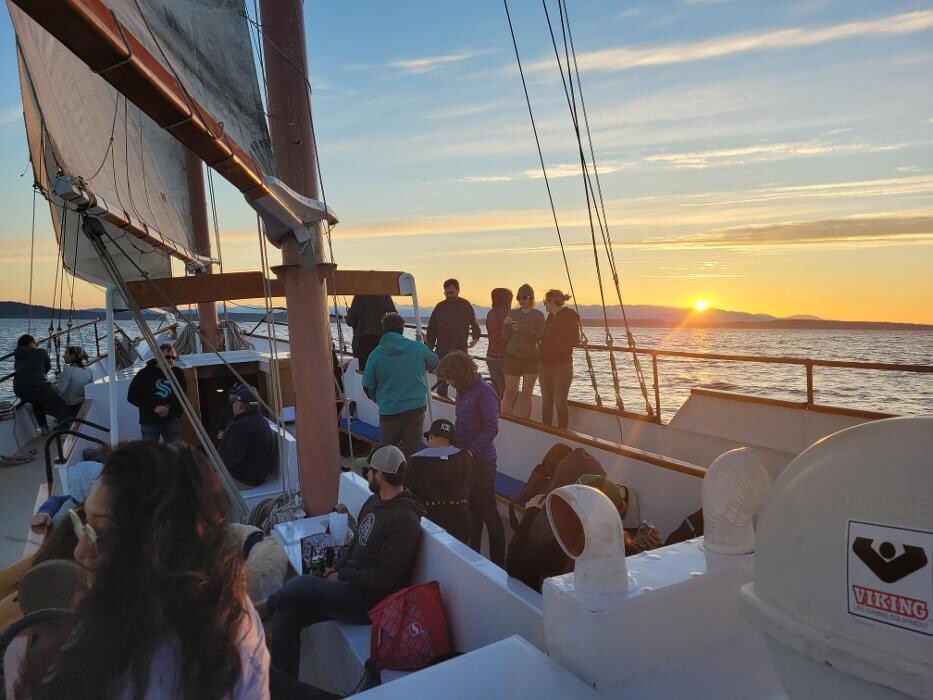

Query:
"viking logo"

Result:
[[154, 378, 173, 400], [358, 512, 376, 546], [852, 537, 929, 584]]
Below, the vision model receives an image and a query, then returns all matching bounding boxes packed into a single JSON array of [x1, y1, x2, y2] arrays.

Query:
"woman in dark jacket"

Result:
[[13, 334, 67, 432], [539, 290, 580, 429], [484, 288, 513, 398], [436, 350, 505, 566]]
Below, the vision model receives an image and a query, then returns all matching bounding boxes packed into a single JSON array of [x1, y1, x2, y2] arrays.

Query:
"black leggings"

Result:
[[17, 384, 67, 429], [469, 457, 505, 566]]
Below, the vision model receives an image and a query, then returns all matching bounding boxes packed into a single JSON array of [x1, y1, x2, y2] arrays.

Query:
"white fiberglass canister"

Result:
[[740, 416, 933, 699]]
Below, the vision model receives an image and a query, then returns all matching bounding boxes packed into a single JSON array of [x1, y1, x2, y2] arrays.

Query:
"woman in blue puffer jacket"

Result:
[[435, 350, 505, 566]]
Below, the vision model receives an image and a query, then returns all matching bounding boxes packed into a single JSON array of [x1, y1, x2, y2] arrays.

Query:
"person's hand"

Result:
[[216, 430, 224, 441], [324, 568, 339, 582], [525, 494, 546, 510], [30, 512, 51, 533], [468, 337, 479, 348], [635, 527, 662, 551], [154, 405, 169, 417]]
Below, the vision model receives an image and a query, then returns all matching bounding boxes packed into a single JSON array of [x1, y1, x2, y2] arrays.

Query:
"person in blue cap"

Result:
[[216, 382, 276, 488]]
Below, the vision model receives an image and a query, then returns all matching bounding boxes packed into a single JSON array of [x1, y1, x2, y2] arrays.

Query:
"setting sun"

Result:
[[693, 299, 710, 312]]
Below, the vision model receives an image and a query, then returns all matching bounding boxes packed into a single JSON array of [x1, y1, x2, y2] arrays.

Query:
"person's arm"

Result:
[[346, 298, 357, 328], [468, 304, 481, 345], [501, 314, 513, 343], [423, 345, 439, 372], [41, 348, 51, 374], [218, 423, 249, 476], [466, 384, 499, 457], [385, 297, 397, 315], [55, 367, 72, 396], [338, 516, 421, 589], [126, 371, 146, 408], [362, 354, 378, 400], [36, 494, 72, 518], [425, 306, 438, 350]]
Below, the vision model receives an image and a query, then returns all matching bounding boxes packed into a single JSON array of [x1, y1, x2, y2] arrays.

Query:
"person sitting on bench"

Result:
[[408, 418, 472, 544], [260, 444, 425, 679], [217, 383, 276, 488]]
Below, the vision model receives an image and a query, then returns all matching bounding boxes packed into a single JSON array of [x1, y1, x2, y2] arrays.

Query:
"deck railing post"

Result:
[[651, 351, 661, 421], [94, 319, 101, 358], [805, 361, 814, 407]]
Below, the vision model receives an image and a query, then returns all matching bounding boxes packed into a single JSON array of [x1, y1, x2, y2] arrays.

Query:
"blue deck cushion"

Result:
[[337, 416, 381, 442], [495, 471, 525, 503]]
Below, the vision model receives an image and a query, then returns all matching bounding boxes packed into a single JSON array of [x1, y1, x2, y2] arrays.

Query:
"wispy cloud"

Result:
[[525, 10, 933, 74], [631, 214, 933, 249], [387, 51, 488, 74], [644, 139, 915, 169], [424, 102, 499, 120], [0, 106, 21, 126], [462, 175, 514, 183], [461, 161, 633, 183]]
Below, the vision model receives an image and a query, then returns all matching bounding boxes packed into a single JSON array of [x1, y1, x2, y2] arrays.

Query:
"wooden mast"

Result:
[[259, 0, 340, 515], [184, 150, 221, 349]]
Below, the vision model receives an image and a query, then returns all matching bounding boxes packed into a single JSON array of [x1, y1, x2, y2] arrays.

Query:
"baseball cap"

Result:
[[576, 474, 629, 514], [355, 444, 406, 474], [423, 418, 455, 440], [229, 382, 258, 406]]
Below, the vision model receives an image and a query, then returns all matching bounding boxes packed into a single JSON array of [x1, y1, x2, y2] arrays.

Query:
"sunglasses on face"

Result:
[[69, 508, 102, 550], [518, 295, 532, 301], [164, 355, 177, 361]]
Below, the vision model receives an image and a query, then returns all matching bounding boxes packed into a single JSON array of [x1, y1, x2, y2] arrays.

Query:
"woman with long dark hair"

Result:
[[56, 346, 93, 417], [436, 350, 505, 566], [13, 441, 270, 699]]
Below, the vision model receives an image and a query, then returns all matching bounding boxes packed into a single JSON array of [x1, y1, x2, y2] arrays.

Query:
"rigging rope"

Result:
[[548, 0, 655, 417], [27, 187, 37, 335], [501, 0, 604, 408]]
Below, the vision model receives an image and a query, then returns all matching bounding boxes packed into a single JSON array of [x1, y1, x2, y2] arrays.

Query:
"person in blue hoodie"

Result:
[[362, 313, 438, 457]]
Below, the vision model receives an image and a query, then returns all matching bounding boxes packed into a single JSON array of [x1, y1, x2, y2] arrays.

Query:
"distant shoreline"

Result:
[[1, 301, 930, 332]]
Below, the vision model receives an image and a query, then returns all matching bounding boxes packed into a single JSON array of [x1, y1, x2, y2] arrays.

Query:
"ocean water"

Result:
[[2, 317, 931, 419]]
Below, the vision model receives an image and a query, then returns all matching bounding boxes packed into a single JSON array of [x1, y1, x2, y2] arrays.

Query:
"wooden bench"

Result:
[[297, 472, 544, 692]]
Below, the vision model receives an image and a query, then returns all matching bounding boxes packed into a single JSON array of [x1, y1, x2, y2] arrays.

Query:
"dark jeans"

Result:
[[269, 666, 341, 699], [470, 457, 505, 566], [267, 575, 382, 679], [539, 362, 573, 429], [17, 383, 67, 429], [486, 357, 505, 399], [379, 408, 425, 458], [140, 419, 182, 444]]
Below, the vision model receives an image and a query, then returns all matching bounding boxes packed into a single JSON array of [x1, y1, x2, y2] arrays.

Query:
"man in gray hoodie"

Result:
[[262, 445, 425, 679]]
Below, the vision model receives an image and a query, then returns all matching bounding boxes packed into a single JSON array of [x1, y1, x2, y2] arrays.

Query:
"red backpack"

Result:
[[368, 580, 451, 671]]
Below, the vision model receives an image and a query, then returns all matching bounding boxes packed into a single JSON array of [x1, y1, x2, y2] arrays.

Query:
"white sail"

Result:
[[105, 0, 275, 177], [10, 2, 204, 284]]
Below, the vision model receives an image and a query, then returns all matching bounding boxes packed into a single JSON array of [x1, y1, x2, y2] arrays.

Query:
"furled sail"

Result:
[[11, 2, 198, 284]]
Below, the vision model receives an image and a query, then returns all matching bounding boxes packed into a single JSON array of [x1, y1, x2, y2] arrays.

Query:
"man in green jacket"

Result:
[[362, 313, 439, 457]]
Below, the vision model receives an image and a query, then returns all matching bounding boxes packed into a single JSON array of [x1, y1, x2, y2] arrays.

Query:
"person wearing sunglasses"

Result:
[[126, 342, 188, 443], [11, 440, 271, 699], [500, 283, 545, 419]]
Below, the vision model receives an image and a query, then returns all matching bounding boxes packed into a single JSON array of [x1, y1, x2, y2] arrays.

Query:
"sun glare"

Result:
[[693, 299, 710, 312]]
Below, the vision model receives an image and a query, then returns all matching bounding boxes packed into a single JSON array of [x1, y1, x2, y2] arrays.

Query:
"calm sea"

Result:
[[2, 317, 931, 419]]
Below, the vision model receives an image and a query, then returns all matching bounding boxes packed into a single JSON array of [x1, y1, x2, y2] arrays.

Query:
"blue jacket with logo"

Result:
[[127, 359, 188, 425], [362, 332, 438, 417]]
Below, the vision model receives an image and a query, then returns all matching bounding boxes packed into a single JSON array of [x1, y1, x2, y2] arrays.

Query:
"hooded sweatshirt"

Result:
[[335, 490, 425, 595], [126, 359, 188, 425], [13, 345, 52, 397], [502, 308, 546, 359], [346, 295, 397, 337], [219, 409, 277, 487], [362, 332, 439, 416], [454, 379, 499, 463], [408, 446, 472, 541], [485, 288, 513, 358]]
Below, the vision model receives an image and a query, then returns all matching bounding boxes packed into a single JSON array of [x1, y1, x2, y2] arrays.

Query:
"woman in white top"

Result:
[[55, 346, 93, 417], [11, 441, 271, 699]]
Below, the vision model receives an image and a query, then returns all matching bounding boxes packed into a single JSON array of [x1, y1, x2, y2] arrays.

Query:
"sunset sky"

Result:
[[0, 0, 931, 322]]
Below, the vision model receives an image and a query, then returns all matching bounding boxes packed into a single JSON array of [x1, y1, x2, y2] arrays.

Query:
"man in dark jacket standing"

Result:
[[13, 334, 67, 433], [408, 418, 472, 543], [126, 343, 187, 443], [262, 444, 425, 679], [425, 279, 481, 398], [346, 294, 396, 371], [217, 382, 276, 487]]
